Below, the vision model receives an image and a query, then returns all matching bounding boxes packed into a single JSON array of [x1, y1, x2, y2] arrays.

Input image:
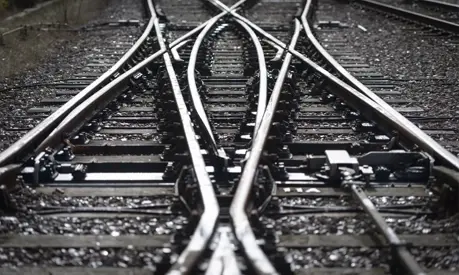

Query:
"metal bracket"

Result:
[[325, 150, 359, 180], [309, 150, 432, 185]]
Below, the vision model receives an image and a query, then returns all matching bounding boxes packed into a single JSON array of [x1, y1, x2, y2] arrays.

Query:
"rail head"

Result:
[[234, 19, 268, 138], [230, 19, 303, 275], [151, 5, 221, 275], [187, 14, 226, 160], [418, 0, 459, 11], [300, 0, 459, 171], [0, 0, 158, 167], [355, 0, 459, 33]]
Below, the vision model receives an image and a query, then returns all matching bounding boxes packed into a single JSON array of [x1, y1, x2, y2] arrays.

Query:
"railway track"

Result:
[[0, 0, 458, 274], [354, 0, 459, 33]]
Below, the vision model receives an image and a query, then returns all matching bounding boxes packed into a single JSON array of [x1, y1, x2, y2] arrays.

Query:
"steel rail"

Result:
[[207, 0, 288, 49], [34, 2, 246, 154], [235, 19, 268, 138], [0, 1, 245, 171], [186, 10, 233, 161], [186, 0, 248, 163], [229, 19, 303, 275], [204, 4, 454, 274], [301, 0, 459, 170], [0, 0, 158, 167], [418, 0, 459, 11], [351, 185, 426, 275], [36, 50, 164, 152], [205, 0, 459, 173], [355, 0, 459, 33], [153, 18, 220, 275]]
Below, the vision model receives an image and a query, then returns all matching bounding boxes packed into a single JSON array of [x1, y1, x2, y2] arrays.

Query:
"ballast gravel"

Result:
[[0, 0, 145, 153]]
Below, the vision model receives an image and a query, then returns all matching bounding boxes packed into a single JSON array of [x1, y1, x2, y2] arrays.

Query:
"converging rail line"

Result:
[[0, 0, 458, 274]]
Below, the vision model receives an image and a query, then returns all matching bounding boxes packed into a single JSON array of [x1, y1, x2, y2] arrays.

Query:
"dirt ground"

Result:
[[0, 0, 111, 78]]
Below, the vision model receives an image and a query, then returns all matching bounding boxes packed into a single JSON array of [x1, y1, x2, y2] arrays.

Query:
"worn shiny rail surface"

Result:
[[0, 0, 458, 274]]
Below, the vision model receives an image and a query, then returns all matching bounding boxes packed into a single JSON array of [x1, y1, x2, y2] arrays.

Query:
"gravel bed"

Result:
[[411, 247, 459, 271], [102, 121, 158, 128], [264, 215, 369, 235], [218, 133, 237, 142], [380, 0, 459, 23], [0, 0, 146, 153], [280, 196, 429, 208], [1, 118, 44, 130], [121, 102, 155, 107], [91, 133, 161, 142], [12, 188, 173, 209], [113, 111, 155, 117], [0, 215, 187, 236], [314, 0, 459, 153], [279, 197, 354, 208], [263, 214, 459, 235], [245, 0, 302, 26], [370, 196, 430, 206], [299, 112, 343, 117], [0, 131, 29, 152], [0, 247, 168, 268], [286, 247, 390, 269], [157, 0, 212, 25], [296, 121, 352, 128]]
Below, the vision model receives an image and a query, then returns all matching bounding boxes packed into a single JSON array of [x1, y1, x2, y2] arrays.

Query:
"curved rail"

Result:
[[302, 0, 459, 171], [34, 2, 246, 154], [186, 0, 247, 164], [206, 0, 459, 175], [0, 0, 157, 166], [152, 17, 220, 275], [206, 2, 458, 274], [187, 13, 229, 161], [235, 19, 268, 138], [232, 20, 302, 275], [355, 0, 459, 33], [202, 1, 300, 274], [230, 19, 303, 275], [0, 1, 246, 172]]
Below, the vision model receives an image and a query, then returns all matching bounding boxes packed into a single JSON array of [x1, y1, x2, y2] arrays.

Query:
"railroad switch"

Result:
[[324, 150, 360, 183], [311, 150, 432, 185]]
